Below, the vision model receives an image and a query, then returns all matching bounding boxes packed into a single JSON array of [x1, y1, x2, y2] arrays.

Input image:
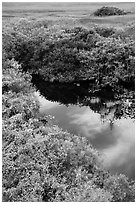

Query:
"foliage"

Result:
[[3, 21, 135, 92], [94, 26, 116, 37], [2, 15, 135, 202], [112, 24, 135, 40], [60, 181, 113, 202], [31, 74, 135, 120], [2, 59, 32, 94], [94, 6, 128, 16], [2, 59, 135, 202], [104, 174, 135, 202], [2, 18, 135, 120]]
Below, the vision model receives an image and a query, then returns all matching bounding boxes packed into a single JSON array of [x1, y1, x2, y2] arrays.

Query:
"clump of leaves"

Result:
[[2, 58, 135, 202], [94, 26, 115, 37], [94, 6, 128, 16], [104, 174, 135, 202], [2, 20, 135, 202], [2, 59, 32, 94]]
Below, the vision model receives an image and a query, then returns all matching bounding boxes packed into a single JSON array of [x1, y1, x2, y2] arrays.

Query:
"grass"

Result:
[[2, 2, 134, 22], [2, 2, 135, 202], [2, 2, 135, 33], [2, 2, 135, 12]]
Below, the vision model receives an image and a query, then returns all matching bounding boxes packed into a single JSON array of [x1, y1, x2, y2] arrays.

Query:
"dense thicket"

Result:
[[2, 17, 135, 201], [2, 59, 135, 202], [3, 20, 135, 93], [94, 6, 128, 16]]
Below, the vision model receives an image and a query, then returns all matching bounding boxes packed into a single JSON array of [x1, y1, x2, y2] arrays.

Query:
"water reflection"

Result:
[[32, 73, 134, 121], [102, 119, 135, 179], [35, 92, 135, 179], [33, 74, 135, 179]]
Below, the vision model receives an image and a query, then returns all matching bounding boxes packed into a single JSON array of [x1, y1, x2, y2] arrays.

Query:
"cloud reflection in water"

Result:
[[36, 92, 135, 179], [69, 109, 135, 178]]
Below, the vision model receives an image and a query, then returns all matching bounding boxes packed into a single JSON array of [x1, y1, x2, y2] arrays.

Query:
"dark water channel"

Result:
[[32, 75, 135, 180]]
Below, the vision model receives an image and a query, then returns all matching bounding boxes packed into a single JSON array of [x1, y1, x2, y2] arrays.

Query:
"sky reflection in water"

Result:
[[35, 92, 135, 179]]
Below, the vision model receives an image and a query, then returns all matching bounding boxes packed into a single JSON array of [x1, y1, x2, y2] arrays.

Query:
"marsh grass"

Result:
[[2, 2, 134, 21], [2, 2, 135, 202]]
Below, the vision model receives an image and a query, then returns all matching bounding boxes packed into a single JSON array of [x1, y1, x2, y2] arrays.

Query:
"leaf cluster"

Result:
[[94, 6, 129, 16], [2, 58, 135, 202]]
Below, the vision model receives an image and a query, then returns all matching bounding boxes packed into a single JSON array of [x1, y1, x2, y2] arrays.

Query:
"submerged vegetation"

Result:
[[2, 2, 135, 202]]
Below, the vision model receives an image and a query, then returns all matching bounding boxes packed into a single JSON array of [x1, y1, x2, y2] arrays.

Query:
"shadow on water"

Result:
[[32, 74, 135, 179], [31, 73, 134, 122]]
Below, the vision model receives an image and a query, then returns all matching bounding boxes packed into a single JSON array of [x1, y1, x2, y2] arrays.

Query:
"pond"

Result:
[[32, 75, 135, 180]]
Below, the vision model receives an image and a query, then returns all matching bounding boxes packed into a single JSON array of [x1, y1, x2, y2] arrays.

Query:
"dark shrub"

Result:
[[2, 19, 135, 201], [94, 26, 115, 37], [94, 6, 128, 16]]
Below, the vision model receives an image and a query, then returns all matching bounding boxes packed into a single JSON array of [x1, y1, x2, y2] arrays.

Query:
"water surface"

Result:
[[35, 92, 135, 179]]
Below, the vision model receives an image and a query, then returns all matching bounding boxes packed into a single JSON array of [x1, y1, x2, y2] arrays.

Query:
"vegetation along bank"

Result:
[[2, 3, 135, 202]]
